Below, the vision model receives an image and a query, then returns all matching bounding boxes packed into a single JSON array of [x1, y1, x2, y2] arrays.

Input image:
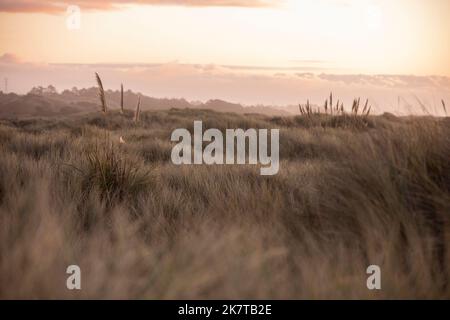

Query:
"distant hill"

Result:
[[0, 86, 291, 118]]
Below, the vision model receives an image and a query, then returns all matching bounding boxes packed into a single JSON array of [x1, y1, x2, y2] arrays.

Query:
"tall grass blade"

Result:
[[120, 83, 124, 114], [95, 72, 107, 113], [134, 95, 141, 122]]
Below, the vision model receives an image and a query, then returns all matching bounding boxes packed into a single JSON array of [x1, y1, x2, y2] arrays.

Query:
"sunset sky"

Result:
[[0, 0, 449, 112]]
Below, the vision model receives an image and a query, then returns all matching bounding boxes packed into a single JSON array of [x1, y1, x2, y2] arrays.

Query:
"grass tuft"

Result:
[[76, 142, 151, 207]]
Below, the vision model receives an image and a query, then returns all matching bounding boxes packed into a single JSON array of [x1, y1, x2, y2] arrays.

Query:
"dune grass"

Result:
[[0, 108, 449, 299]]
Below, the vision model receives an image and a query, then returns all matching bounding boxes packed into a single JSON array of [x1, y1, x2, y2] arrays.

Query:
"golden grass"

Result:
[[0, 108, 449, 299]]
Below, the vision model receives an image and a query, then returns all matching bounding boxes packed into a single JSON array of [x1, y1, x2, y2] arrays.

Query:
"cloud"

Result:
[[316, 74, 450, 90], [0, 53, 23, 64], [0, 0, 278, 13]]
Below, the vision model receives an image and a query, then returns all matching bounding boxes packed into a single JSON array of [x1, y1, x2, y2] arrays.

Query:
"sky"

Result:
[[0, 0, 449, 113]]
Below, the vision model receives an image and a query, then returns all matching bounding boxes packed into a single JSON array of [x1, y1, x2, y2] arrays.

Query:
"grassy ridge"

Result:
[[0, 109, 449, 298]]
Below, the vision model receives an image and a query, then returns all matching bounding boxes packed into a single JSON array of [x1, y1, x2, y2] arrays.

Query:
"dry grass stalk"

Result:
[[95, 73, 107, 113], [329, 92, 333, 110], [120, 84, 124, 114], [299, 104, 305, 115], [134, 95, 141, 122], [362, 99, 369, 114], [298, 94, 372, 129]]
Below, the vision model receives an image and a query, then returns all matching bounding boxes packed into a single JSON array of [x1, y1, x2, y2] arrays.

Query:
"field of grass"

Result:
[[0, 108, 449, 299]]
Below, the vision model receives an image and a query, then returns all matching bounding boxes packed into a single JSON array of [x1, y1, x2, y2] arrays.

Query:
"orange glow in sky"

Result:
[[0, 0, 449, 76]]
